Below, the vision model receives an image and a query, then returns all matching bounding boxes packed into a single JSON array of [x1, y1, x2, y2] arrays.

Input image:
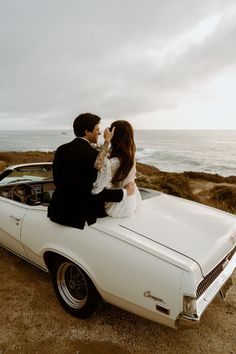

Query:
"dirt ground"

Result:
[[0, 248, 235, 354]]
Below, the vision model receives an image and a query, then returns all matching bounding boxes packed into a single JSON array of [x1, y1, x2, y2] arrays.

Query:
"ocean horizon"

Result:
[[0, 129, 236, 177]]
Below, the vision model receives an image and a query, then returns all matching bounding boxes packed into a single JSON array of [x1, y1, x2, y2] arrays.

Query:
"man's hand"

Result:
[[103, 127, 115, 144], [125, 181, 135, 196]]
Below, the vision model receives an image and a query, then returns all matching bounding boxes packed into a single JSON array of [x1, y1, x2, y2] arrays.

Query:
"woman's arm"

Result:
[[94, 141, 109, 170], [92, 157, 120, 195], [94, 127, 115, 170]]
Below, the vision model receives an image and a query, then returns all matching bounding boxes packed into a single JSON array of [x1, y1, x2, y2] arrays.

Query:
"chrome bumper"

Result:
[[177, 314, 199, 329]]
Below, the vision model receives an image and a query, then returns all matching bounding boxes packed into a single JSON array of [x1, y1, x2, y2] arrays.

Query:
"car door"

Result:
[[0, 197, 28, 257]]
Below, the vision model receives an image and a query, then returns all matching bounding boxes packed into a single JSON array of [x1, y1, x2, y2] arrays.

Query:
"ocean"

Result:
[[0, 129, 236, 177]]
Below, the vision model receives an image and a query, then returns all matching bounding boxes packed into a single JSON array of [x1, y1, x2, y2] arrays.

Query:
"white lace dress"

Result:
[[92, 157, 142, 217]]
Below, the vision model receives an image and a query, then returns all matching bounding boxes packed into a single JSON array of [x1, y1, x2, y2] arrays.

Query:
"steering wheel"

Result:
[[11, 184, 38, 205]]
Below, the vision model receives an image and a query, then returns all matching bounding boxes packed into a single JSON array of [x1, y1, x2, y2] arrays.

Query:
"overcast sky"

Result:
[[1, 0, 236, 130]]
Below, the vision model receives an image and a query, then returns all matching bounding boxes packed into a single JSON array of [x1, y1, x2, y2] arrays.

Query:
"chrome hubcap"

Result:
[[57, 262, 88, 309]]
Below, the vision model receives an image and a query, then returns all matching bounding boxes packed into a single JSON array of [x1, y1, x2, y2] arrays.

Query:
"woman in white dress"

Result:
[[92, 120, 142, 217]]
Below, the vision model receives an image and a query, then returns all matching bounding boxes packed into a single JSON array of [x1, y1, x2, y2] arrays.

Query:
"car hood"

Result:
[[93, 193, 236, 276]]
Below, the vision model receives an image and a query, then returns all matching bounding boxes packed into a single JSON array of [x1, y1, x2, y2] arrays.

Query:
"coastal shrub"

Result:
[[136, 174, 150, 189], [136, 172, 197, 201], [225, 176, 236, 184], [0, 160, 6, 171], [0, 151, 54, 168], [136, 162, 160, 176], [209, 186, 236, 213], [136, 175, 163, 192], [155, 174, 196, 201], [183, 171, 225, 183]]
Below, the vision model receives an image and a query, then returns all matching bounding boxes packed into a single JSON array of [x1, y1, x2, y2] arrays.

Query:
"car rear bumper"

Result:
[[177, 251, 236, 329]]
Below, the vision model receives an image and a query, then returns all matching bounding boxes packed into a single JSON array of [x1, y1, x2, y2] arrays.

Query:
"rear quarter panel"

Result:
[[21, 206, 184, 327]]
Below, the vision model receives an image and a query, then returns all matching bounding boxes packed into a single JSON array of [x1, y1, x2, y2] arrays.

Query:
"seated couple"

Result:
[[48, 113, 141, 230]]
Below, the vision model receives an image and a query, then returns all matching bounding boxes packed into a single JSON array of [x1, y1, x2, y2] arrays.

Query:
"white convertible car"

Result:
[[0, 162, 235, 329]]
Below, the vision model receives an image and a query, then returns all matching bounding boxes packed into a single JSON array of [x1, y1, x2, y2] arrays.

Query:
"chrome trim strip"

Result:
[[0, 243, 48, 273]]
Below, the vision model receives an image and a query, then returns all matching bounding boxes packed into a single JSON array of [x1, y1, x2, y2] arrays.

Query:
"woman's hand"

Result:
[[104, 127, 115, 143]]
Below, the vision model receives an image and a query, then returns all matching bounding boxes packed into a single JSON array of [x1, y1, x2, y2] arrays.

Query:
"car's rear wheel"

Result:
[[51, 257, 99, 318]]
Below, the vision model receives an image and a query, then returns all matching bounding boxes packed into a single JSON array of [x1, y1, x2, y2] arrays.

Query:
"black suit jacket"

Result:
[[47, 138, 123, 229]]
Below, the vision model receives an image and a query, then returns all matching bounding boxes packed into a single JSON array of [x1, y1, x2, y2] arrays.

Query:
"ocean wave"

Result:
[[136, 147, 236, 176], [1, 130, 236, 176]]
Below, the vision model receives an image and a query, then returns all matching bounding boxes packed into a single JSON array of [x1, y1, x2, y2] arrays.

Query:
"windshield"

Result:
[[0, 164, 53, 184]]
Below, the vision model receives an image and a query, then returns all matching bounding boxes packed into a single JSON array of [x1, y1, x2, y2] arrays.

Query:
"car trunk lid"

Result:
[[94, 193, 236, 276]]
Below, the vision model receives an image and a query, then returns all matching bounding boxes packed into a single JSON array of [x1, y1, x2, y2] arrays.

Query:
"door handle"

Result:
[[10, 215, 21, 222]]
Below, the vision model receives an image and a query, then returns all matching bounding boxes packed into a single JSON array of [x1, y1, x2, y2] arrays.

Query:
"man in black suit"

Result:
[[48, 113, 134, 229]]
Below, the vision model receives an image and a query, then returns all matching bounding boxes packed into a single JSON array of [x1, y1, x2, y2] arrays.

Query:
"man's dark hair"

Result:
[[73, 113, 101, 137]]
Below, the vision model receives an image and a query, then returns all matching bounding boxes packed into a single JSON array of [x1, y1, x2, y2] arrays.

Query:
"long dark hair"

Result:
[[109, 120, 136, 185]]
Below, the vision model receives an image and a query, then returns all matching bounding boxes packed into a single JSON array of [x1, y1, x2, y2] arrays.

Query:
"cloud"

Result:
[[0, 0, 236, 128], [99, 9, 236, 117]]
